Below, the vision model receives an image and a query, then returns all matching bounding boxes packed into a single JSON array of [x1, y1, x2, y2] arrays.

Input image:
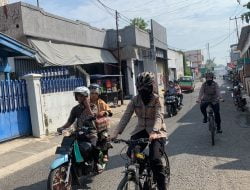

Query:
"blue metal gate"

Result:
[[0, 80, 31, 142]]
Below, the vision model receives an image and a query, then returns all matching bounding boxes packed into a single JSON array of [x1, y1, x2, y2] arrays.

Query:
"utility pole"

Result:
[[116, 10, 124, 105], [207, 43, 211, 61], [230, 16, 241, 42], [37, 0, 39, 7]]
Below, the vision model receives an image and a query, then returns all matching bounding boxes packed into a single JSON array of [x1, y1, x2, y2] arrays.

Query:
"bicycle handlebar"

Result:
[[112, 138, 149, 145]]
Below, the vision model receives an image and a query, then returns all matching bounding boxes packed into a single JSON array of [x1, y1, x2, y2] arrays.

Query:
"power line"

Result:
[[210, 29, 237, 49], [147, 0, 210, 19]]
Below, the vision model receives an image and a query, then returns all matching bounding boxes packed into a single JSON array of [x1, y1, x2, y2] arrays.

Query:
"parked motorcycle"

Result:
[[165, 95, 178, 117], [231, 85, 247, 112], [47, 118, 108, 190]]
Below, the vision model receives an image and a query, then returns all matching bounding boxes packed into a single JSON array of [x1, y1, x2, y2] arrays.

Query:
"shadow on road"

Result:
[[14, 180, 47, 190], [166, 80, 250, 171]]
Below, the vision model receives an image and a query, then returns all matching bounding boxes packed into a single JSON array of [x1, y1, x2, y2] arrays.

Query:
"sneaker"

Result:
[[103, 155, 109, 162], [96, 164, 104, 173], [203, 118, 208, 123]]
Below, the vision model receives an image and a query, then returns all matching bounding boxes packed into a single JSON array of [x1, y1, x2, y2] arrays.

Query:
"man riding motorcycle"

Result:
[[197, 72, 223, 133], [57, 86, 103, 172], [111, 72, 168, 190]]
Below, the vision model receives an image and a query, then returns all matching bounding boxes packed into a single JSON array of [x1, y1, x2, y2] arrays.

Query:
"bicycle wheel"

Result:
[[162, 153, 171, 189], [117, 174, 142, 190]]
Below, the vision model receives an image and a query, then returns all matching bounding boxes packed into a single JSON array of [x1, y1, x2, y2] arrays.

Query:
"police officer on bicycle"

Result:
[[111, 72, 168, 190], [197, 72, 223, 133]]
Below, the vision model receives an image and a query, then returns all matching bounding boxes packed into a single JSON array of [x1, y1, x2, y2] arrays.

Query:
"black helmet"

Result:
[[136, 72, 155, 91], [205, 72, 214, 79], [174, 80, 179, 84]]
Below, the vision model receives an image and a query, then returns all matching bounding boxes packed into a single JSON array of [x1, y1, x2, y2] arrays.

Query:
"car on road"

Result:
[[179, 76, 195, 92]]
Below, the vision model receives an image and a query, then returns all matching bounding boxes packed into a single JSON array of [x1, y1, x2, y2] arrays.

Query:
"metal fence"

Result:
[[40, 78, 84, 94], [0, 80, 28, 113]]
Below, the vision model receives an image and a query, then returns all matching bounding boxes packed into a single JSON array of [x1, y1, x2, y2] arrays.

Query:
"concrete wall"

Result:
[[42, 91, 77, 133], [185, 50, 203, 65], [0, 2, 25, 43], [168, 49, 184, 79], [0, 2, 108, 48], [23, 74, 77, 137], [107, 26, 150, 50], [151, 20, 167, 50]]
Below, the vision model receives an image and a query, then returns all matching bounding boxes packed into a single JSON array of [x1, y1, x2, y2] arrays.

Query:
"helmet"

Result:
[[136, 72, 155, 90], [205, 72, 214, 79], [169, 81, 174, 85], [89, 83, 100, 94], [74, 86, 90, 97], [174, 80, 179, 84]]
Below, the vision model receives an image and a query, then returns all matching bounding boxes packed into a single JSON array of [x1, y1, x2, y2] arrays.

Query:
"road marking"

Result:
[[0, 145, 57, 179]]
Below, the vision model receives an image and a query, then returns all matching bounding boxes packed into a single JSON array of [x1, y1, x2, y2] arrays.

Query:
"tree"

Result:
[[205, 58, 216, 71], [183, 55, 192, 76], [130, 17, 148, 30]]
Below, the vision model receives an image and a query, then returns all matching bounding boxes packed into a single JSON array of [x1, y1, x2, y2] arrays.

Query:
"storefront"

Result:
[[90, 74, 122, 105]]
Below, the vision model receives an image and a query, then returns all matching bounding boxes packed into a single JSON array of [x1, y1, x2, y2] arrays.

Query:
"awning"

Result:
[[28, 39, 117, 66], [0, 32, 35, 57], [90, 74, 123, 79]]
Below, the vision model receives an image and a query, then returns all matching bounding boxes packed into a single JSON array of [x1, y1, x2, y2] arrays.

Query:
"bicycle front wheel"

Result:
[[117, 174, 141, 190]]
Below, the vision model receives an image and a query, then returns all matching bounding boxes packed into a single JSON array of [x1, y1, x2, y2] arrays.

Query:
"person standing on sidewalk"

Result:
[[111, 72, 168, 190], [197, 72, 223, 133]]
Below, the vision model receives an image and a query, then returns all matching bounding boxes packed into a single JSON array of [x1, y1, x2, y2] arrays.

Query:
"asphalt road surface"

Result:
[[1, 79, 250, 190]]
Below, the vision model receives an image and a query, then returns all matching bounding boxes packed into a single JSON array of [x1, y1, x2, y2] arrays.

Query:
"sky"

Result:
[[9, 0, 250, 65]]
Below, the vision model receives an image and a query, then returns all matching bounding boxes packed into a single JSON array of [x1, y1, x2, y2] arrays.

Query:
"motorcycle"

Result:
[[47, 118, 108, 190], [231, 85, 247, 112], [165, 94, 178, 117]]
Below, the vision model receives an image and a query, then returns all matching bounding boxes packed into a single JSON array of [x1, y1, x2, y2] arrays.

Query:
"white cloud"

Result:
[[8, 0, 246, 64]]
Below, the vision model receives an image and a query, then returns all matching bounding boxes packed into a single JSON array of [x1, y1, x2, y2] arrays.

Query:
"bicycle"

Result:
[[113, 138, 170, 190], [206, 103, 216, 146]]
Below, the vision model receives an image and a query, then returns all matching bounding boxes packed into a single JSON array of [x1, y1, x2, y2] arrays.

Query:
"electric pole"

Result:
[[230, 16, 241, 42], [37, 0, 39, 7], [207, 43, 211, 60], [116, 10, 124, 105]]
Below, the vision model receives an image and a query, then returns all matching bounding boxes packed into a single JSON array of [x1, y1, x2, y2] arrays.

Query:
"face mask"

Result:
[[139, 86, 153, 105], [206, 80, 213, 86]]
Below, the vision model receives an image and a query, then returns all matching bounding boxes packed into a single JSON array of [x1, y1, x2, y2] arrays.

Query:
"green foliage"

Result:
[[205, 58, 216, 71], [183, 55, 192, 76], [130, 17, 148, 30]]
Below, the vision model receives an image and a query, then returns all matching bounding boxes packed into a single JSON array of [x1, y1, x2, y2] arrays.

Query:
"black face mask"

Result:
[[206, 80, 213, 86], [139, 86, 153, 105]]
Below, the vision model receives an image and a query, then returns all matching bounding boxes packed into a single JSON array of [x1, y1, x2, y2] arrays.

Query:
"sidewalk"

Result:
[[0, 100, 130, 180]]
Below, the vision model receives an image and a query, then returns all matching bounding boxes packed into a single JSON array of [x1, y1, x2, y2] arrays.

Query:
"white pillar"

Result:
[[22, 74, 45, 137]]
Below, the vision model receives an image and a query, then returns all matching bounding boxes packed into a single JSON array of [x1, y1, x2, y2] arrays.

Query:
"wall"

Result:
[[168, 49, 184, 79], [151, 20, 167, 50], [185, 50, 203, 65], [0, 3, 25, 43], [0, 2, 108, 48], [41, 91, 77, 133], [107, 26, 150, 50]]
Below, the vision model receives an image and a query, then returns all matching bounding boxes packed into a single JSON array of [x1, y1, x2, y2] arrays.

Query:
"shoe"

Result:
[[96, 163, 104, 173], [217, 129, 223, 133], [180, 103, 183, 106], [203, 118, 207, 123], [103, 155, 109, 162]]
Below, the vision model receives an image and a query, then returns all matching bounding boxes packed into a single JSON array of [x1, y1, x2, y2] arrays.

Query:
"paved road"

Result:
[[1, 79, 250, 190]]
